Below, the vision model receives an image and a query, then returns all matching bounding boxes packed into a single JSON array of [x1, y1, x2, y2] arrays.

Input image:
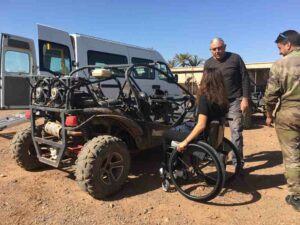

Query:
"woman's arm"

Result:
[[177, 114, 208, 152]]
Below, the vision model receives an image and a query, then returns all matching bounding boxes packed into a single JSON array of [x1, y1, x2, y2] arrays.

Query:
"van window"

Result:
[[157, 63, 169, 80], [157, 62, 177, 82], [39, 41, 71, 76], [87, 50, 128, 77], [131, 57, 154, 79], [4, 51, 30, 74]]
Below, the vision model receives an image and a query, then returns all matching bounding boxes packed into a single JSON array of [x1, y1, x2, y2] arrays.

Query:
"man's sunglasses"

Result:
[[279, 33, 288, 39]]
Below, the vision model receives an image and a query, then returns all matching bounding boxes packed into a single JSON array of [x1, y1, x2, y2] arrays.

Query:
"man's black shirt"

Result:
[[204, 52, 250, 100]]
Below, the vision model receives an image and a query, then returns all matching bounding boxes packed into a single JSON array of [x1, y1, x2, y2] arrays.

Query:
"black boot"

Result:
[[286, 195, 300, 212]]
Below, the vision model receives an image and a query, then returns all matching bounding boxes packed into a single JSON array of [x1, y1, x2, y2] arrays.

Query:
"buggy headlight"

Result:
[[51, 87, 59, 100]]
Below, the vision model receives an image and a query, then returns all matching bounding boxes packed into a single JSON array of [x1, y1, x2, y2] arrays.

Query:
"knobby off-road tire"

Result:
[[10, 127, 43, 171], [75, 135, 130, 199]]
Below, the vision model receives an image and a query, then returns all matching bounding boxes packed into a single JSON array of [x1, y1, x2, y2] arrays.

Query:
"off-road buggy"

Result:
[[10, 62, 196, 199], [10, 62, 241, 201]]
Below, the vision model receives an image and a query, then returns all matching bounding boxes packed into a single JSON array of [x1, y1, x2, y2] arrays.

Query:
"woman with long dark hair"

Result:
[[175, 68, 229, 151]]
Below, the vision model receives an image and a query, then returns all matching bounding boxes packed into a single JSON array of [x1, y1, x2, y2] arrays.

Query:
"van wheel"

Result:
[[10, 127, 44, 171], [75, 135, 130, 199]]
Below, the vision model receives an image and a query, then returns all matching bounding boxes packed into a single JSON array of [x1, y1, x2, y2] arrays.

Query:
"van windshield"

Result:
[[39, 41, 71, 76]]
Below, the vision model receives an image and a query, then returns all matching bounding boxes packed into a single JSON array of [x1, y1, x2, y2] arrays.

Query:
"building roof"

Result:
[[171, 62, 273, 73]]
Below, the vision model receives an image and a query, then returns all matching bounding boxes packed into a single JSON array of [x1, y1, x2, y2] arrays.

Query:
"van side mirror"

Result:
[[72, 60, 79, 67], [166, 74, 178, 83]]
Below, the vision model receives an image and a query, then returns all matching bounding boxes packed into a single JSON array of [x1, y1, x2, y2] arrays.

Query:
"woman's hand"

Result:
[[266, 116, 273, 127], [265, 111, 273, 127], [177, 140, 188, 152]]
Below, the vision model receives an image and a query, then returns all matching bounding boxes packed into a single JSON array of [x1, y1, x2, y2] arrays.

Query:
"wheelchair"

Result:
[[160, 119, 242, 202]]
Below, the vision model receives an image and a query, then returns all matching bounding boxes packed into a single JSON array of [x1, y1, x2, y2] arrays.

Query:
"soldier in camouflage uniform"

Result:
[[263, 30, 300, 212]]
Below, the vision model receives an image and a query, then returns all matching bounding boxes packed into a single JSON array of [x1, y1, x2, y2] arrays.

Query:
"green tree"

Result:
[[188, 55, 205, 66], [167, 59, 178, 68], [174, 53, 192, 67]]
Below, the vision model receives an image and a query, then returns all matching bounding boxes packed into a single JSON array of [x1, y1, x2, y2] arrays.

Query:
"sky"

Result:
[[1, 0, 299, 64]]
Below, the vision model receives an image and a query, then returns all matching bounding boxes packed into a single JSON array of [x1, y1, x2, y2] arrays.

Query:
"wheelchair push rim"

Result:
[[168, 142, 225, 202]]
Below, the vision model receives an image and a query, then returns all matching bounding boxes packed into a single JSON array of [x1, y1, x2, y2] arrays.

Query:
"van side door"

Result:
[[0, 33, 37, 109], [38, 25, 75, 77]]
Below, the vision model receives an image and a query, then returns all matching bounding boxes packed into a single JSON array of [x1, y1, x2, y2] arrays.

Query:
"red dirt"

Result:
[[0, 111, 299, 225]]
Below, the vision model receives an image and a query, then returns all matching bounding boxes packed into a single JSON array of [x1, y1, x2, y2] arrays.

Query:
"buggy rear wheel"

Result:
[[75, 135, 130, 199], [168, 142, 225, 202], [10, 127, 44, 171]]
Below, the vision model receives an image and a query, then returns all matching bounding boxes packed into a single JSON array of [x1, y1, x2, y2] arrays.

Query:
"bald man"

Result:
[[204, 38, 250, 168]]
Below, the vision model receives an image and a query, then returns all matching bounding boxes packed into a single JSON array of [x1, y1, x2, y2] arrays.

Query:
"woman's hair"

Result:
[[196, 68, 229, 110]]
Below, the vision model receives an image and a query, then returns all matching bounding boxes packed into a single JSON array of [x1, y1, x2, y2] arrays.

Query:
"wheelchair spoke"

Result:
[[168, 145, 225, 202], [177, 157, 190, 169], [196, 161, 211, 170]]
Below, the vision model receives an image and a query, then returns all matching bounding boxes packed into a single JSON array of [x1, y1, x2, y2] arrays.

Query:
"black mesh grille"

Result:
[[7, 39, 30, 50], [3, 76, 30, 107]]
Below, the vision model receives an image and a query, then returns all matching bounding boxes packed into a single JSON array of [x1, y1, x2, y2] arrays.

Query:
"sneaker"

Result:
[[285, 195, 300, 212]]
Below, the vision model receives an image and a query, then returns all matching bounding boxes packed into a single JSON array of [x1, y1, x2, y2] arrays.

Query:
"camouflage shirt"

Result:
[[263, 47, 300, 113]]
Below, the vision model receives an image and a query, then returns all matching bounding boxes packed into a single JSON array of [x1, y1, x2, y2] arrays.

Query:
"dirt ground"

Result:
[[0, 111, 299, 225]]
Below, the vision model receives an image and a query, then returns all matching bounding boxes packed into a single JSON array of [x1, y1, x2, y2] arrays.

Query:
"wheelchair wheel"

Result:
[[168, 142, 225, 202], [219, 138, 242, 182]]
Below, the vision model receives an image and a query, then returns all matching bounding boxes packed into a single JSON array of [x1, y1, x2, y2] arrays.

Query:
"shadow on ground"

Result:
[[108, 147, 163, 200], [22, 144, 284, 206], [0, 131, 16, 140], [212, 150, 285, 206], [106, 147, 285, 206], [62, 146, 164, 201], [244, 113, 266, 130]]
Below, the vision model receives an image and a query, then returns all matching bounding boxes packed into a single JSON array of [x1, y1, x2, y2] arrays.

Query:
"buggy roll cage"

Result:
[[123, 62, 195, 126], [30, 62, 196, 128], [28, 62, 196, 167]]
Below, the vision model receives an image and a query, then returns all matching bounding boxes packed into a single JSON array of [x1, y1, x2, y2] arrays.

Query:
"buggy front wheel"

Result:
[[75, 135, 130, 199], [10, 127, 44, 171]]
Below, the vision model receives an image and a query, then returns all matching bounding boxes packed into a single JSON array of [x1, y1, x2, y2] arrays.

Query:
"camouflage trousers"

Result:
[[275, 107, 300, 198]]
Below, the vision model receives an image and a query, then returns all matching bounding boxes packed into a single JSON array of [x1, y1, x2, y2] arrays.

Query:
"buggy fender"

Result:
[[94, 115, 144, 137]]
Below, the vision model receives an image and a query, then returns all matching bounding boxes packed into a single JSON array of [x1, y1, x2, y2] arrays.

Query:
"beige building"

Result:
[[171, 62, 273, 94]]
